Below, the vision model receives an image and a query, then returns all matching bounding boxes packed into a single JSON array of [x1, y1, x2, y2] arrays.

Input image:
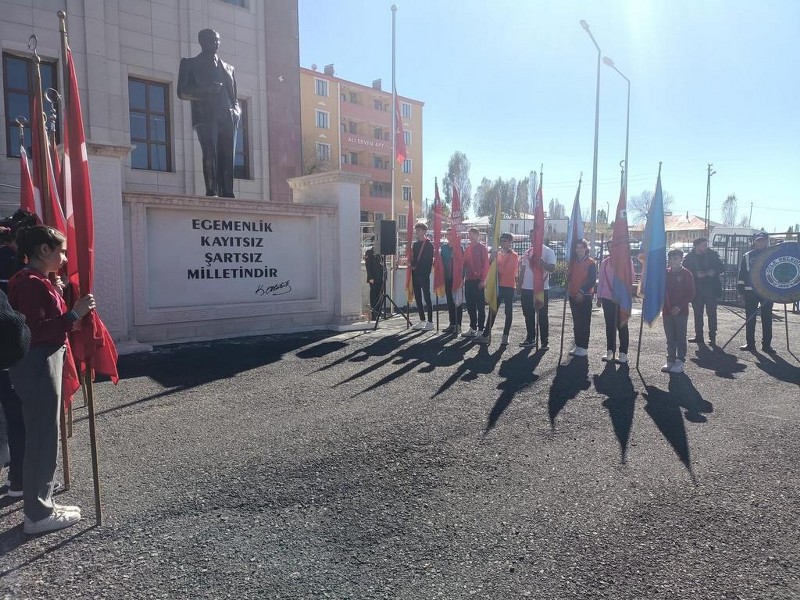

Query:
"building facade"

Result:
[[299, 65, 423, 229]]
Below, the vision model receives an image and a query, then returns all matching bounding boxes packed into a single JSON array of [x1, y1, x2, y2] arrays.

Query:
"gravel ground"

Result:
[[1, 301, 799, 600]]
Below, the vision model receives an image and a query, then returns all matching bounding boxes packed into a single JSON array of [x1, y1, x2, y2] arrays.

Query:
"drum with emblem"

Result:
[[750, 242, 800, 304]]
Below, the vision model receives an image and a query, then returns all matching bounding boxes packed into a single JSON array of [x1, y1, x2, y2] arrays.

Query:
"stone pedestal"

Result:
[[288, 171, 369, 329]]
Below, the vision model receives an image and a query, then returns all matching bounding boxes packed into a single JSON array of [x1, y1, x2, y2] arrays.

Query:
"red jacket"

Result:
[[463, 242, 489, 282], [8, 268, 75, 346], [663, 266, 695, 317]]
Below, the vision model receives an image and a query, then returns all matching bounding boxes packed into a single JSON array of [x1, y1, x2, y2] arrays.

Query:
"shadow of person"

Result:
[[643, 384, 696, 482], [548, 356, 591, 430], [690, 344, 746, 380], [594, 362, 638, 463], [485, 348, 546, 432], [295, 340, 349, 359], [668, 373, 714, 423], [432, 342, 506, 398], [754, 350, 800, 386]]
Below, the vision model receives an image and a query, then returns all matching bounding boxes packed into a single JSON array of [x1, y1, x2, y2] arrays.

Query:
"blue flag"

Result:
[[565, 179, 584, 263], [641, 167, 666, 326]]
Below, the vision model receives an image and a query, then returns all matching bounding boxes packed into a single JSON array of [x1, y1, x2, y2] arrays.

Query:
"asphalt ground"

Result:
[[1, 300, 799, 600]]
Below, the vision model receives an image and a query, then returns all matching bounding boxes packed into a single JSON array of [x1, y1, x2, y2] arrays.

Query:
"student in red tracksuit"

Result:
[[661, 248, 695, 374], [477, 233, 519, 345], [8, 225, 95, 535], [567, 239, 597, 357], [461, 227, 489, 338]]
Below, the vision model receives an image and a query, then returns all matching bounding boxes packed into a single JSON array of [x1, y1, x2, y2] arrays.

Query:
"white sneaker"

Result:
[[424, 321, 434, 331], [461, 328, 476, 338], [24, 510, 81, 534], [661, 362, 674, 373], [573, 347, 588, 357], [616, 352, 628, 364], [412, 321, 426, 330], [669, 360, 685, 374], [501, 335, 509, 345], [52, 503, 81, 515], [601, 350, 614, 362]]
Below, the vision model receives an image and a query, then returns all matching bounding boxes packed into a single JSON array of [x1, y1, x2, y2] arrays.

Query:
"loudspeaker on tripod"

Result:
[[375, 220, 397, 255]]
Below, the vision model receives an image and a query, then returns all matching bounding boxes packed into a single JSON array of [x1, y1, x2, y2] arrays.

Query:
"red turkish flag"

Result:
[[63, 47, 118, 383], [19, 145, 39, 216], [394, 91, 407, 165]]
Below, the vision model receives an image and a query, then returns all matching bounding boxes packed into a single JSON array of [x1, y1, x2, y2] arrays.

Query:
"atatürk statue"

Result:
[[178, 29, 241, 198]]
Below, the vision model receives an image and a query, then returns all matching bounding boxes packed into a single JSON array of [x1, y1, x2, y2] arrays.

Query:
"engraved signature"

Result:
[[255, 280, 292, 297]]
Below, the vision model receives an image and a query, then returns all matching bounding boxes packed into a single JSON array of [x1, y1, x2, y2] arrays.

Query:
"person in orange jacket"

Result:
[[476, 233, 519, 345]]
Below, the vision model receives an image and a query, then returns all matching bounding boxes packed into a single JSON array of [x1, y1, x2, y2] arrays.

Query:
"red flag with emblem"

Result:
[[531, 177, 545, 309]]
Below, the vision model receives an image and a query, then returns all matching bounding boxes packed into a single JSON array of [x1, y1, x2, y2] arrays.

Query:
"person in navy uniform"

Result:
[[737, 230, 775, 353], [364, 237, 385, 321], [683, 237, 724, 346], [178, 29, 241, 198]]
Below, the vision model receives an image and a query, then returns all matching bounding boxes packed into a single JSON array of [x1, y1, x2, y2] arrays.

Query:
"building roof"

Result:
[[630, 213, 720, 232], [300, 67, 424, 106]]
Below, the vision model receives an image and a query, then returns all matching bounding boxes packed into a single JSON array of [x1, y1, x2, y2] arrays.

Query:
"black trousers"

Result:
[[692, 286, 719, 338], [444, 278, 463, 326], [520, 289, 549, 343], [569, 295, 593, 349], [413, 272, 432, 321], [368, 281, 383, 320], [743, 290, 773, 346], [601, 298, 629, 353], [483, 286, 514, 336], [0, 369, 25, 487], [194, 110, 239, 197], [464, 279, 486, 331]]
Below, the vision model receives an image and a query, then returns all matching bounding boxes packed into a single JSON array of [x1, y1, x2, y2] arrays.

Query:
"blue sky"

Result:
[[298, 0, 800, 232]]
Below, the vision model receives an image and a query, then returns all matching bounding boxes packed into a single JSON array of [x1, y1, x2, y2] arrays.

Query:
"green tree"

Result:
[[442, 152, 473, 216]]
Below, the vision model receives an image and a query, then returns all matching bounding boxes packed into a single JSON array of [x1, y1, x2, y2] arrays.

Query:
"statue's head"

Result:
[[198, 29, 220, 54]]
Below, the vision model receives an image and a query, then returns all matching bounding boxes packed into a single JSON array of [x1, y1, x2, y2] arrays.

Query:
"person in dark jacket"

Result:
[[683, 237, 724, 346], [410, 222, 434, 330], [440, 228, 464, 334], [364, 236, 385, 321], [737, 231, 775, 353]]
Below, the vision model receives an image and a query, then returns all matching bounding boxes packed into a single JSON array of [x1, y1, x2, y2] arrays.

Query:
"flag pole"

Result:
[[390, 4, 397, 305], [59, 10, 103, 526]]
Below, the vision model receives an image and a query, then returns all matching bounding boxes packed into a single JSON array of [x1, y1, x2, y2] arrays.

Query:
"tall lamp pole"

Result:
[[603, 57, 630, 196], [580, 20, 601, 255]]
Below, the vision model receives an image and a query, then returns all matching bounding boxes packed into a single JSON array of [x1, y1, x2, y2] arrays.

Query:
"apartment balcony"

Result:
[[341, 132, 391, 156], [342, 163, 391, 183], [341, 100, 390, 127]]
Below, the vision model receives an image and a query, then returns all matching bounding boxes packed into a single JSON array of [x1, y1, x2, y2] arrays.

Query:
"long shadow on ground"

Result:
[[643, 373, 713, 481], [81, 331, 336, 420], [432, 342, 506, 399], [485, 348, 546, 432], [690, 344, 746, 380], [753, 350, 800, 386], [548, 357, 591, 429], [594, 362, 638, 463]]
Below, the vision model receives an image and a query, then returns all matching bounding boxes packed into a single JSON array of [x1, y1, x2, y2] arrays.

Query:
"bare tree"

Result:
[[721, 194, 738, 226], [548, 198, 565, 219], [442, 151, 473, 216], [629, 189, 676, 223]]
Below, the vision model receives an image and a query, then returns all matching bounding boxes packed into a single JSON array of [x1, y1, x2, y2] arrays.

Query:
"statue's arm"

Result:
[[231, 67, 241, 116], [177, 58, 202, 101]]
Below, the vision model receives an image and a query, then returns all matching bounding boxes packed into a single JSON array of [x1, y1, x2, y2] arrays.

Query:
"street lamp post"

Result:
[[580, 20, 601, 256], [603, 56, 630, 197]]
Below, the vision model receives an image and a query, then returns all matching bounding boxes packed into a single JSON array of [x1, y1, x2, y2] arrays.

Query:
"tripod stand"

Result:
[[373, 255, 411, 330]]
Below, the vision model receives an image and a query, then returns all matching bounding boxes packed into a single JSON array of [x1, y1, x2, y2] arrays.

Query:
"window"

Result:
[[316, 143, 330, 163], [234, 99, 249, 179], [360, 211, 369, 222], [401, 102, 411, 118], [315, 110, 329, 129], [349, 152, 358, 166], [398, 214, 407, 229], [129, 78, 170, 171], [402, 186, 412, 202], [402, 159, 412, 174], [375, 212, 386, 222], [373, 156, 383, 169], [340, 154, 349, 165], [373, 127, 382, 140], [403, 130, 411, 147], [349, 92, 358, 103], [3, 53, 59, 158], [348, 121, 357, 134], [373, 99, 383, 110], [370, 182, 391, 198], [220, 0, 247, 6], [315, 78, 328, 97]]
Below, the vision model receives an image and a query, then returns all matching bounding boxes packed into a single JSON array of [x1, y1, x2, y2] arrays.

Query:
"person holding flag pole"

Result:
[[636, 163, 667, 372], [560, 176, 584, 360], [597, 166, 634, 364], [441, 186, 465, 335], [519, 167, 555, 350], [432, 180, 446, 332], [565, 178, 596, 358]]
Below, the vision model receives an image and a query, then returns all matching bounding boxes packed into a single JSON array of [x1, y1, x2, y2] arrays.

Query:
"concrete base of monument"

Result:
[[115, 341, 155, 356]]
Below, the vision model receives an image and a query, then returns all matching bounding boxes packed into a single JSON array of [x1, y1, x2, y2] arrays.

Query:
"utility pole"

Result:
[[749, 202, 753, 227], [704, 163, 716, 238]]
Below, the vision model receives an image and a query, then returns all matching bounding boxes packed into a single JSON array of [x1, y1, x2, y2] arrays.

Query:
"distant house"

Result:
[[630, 213, 720, 246]]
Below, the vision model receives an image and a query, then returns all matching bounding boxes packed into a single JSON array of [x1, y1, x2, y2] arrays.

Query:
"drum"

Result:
[[750, 242, 800, 304]]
